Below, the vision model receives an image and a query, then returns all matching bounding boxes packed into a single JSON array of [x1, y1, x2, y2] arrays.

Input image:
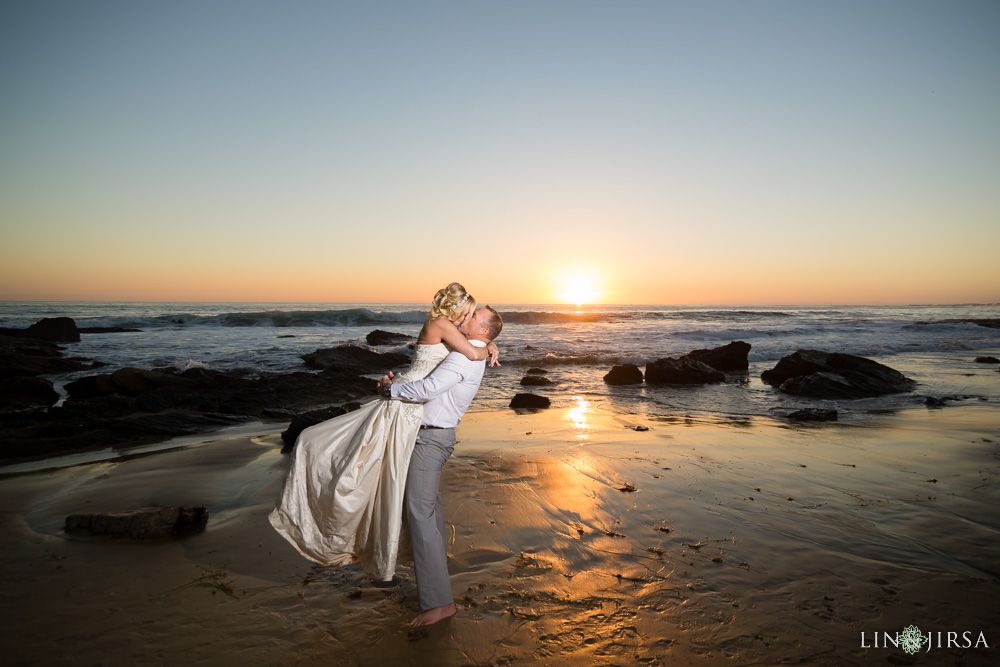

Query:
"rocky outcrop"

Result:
[[365, 330, 415, 346], [0, 377, 59, 412], [509, 393, 550, 409], [280, 402, 361, 451], [0, 328, 413, 463], [65, 506, 208, 539], [645, 358, 725, 384], [603, 343, 749, 386], [64, 366, 375, 416], [762, 350, 915, 399], [0, 317, 81, 342], [923, 395, 982, 408], [520, 375, 553, 386], [974, 356, 1000, 364], [603, 364, 643, 385], [66, 367, 190, 398], [302, 345, 409, 374], [685, 341, 751, 371], [0, 337, 90, 378], [787, 408, 838, 422], [2, 363, 377, 462], [0, 320, 96, 411]]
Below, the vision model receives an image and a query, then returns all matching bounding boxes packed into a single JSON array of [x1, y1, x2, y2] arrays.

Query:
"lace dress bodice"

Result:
[[393, 343, 450, 384]]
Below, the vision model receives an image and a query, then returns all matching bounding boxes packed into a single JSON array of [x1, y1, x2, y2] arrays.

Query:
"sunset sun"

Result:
[[556, 269, 604, 305]]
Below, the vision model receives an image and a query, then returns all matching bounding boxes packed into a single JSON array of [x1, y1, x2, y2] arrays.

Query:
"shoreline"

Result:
[[2, 403, 998, 664], [0, 419, 285, 479]]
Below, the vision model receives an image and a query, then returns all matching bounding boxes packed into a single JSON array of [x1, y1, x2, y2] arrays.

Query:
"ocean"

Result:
[[3, 302, 999, 423]]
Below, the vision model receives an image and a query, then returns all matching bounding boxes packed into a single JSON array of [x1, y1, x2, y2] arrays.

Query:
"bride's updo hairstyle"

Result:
[[427, 282, 476, 321]]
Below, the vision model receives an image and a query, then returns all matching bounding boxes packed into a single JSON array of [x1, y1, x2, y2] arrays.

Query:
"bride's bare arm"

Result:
[[420, 318, 489, 361], [486, 341, 500, 366]]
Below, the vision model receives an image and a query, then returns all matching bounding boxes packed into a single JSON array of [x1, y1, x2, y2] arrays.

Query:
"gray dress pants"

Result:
[[405, 427, 456, 610]]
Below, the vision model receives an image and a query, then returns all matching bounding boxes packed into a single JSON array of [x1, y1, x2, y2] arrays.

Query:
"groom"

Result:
[[377, 305, 503, 626]]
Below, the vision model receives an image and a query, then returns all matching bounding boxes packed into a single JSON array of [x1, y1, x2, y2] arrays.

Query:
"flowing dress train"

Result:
[[268, 343, 449, 580]]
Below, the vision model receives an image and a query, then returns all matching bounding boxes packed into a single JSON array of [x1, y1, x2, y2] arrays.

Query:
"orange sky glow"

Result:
[[1, 3, 998, 306]]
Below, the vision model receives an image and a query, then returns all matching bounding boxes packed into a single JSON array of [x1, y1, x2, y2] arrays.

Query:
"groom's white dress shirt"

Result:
[[390, 340, 487, 428]]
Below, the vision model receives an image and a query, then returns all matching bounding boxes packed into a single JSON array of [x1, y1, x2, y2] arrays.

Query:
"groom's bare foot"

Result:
[[410, 603, 456, 626]]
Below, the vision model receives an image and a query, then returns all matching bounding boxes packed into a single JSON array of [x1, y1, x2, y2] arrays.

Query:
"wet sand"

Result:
[[1, 403, 998, 665]]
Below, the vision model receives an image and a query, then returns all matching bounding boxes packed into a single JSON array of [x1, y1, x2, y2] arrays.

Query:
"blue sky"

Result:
[[1, 1, 998, 304]]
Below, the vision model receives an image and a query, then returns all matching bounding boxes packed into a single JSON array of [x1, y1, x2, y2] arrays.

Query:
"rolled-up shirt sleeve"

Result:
[[391, 354, 467, 403]]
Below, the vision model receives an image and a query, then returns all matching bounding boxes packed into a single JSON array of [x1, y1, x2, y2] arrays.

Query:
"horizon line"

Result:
[[1, 300, 997, 308]]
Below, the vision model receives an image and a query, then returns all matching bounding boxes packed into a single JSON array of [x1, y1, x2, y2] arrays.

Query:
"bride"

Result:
[[269, 283, 499, 580]]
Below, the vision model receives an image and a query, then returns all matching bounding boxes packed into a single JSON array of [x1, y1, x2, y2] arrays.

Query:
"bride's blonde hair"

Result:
[[427, 282, 476, 321]]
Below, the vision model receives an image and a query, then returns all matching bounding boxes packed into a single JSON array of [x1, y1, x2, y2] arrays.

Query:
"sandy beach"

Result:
[[1, 402, 998, 665]]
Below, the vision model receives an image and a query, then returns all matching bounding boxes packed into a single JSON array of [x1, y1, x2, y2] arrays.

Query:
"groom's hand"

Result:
[[377, 371, 395, 397]]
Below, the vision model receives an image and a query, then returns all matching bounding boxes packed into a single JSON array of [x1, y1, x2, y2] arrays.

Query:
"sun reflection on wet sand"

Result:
[[564, 396, 592, 437]]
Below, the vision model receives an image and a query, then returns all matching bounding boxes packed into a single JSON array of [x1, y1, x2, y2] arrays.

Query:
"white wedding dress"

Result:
[[268, 343, 449, 580]]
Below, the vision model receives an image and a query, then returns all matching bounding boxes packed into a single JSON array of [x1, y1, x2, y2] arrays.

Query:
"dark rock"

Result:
[[107, 367, 190, 396], [685, 341, 752, 371], [64, 364, 374, 414], [65, 506, 208, 539], [645, 358, 726, 384], [924, 395, 976, 408], [107, 412, 245, 438], [779, 373, 860, 399], [301, 345, 408, 374], [0, 334, 91, 378], [281, 405, 352, 451], [787, 408, 838, 422], [520, 375, 553, 386], [0, 377, 59, 412], [365, 330, 415, 346], [2, 364, 376, 463], [261, 407, 297, 419], [65, 367, 190, 398], [974, 356, 1000, 364], [525, 345, 539, 350], [28, 317, 81, 341], [604, 364, 644, 385], [761, 350, 915, 399], [509, 393, 550, 409], [0, 410, 245, 463], [526, 368, 548, 375], [0, 317, 81, 342]]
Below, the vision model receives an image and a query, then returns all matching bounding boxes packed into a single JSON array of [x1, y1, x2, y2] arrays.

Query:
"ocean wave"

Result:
[[212, 308, 428, 327], [488, 309, 793, 325], [511, 353, 626, 367], [508, 352, 734, 367], [502, 311, 625, 324], [69, 307, 873, 330], [73, 307, 796, 328], [669, 328, 770, 341], [648, 310, 793, 320], [79, 308, 430, 329]]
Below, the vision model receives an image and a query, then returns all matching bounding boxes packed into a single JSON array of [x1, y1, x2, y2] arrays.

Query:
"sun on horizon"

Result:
[[555, 268, 606, 306]]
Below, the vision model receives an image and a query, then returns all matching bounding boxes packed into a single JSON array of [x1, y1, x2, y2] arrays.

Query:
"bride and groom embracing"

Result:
[[269, 283, 504, 626]]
